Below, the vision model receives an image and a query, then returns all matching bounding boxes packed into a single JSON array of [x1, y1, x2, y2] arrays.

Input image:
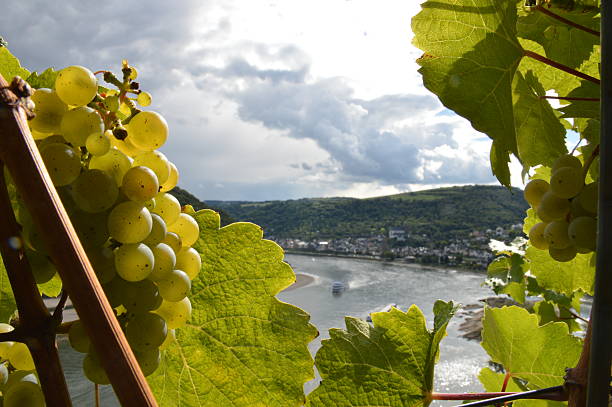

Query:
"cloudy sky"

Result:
[[0, 1, 518, 201]]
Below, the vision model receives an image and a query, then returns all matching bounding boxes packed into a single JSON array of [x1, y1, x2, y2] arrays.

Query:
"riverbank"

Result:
[[283, 273, 315, 291]]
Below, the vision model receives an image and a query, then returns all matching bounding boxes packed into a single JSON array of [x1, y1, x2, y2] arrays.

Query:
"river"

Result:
[[60, 253, 493, 406]]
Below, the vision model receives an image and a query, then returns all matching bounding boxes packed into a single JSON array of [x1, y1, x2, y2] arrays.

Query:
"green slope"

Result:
[[207, 185, 528, 240]]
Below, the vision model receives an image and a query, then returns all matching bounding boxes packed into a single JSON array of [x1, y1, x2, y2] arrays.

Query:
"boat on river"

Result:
[[331, 281, 345, 294]]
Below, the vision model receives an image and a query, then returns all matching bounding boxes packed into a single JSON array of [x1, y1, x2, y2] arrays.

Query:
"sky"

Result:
[[0, 0, 525, 201]]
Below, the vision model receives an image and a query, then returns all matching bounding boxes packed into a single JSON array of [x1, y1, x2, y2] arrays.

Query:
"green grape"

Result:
[[26, 249, 56, 284], [60, 106, 104, 146], [102, 276, 132, 308], [86, 246, 116, 284], [144, 197, 156, 211], [68, 320, 91, 353], [39, 142, 82, 186], [551, 154, 582, 173], [37, 134, 67, 149], [72, 169, 118, 213], [578, 182, 598, 214], [127, 66, 138, 80], [544, 220, 571, 249], [134, 348, 160, 376], [89, 148, 132, 186], [149, 243, 176, 281], [0, 324, 15, 359], [119, 102, 132, 117], [122, 166, 159, 202], [152, 193, 181, 226], [55, 65, 98, 106], [176, 247, 202, 280], [570, 196, 592, 218], [103, 95, 120, 112], [122, 279, 162, 314], [29, 88, 68, 133], [549, 245, 577, 262], [4, 370, 37, 389], [157, 269, 191, 302], [86, 131, 112, 156], [549, 166, 584, 199], [162, 232, 182, 254], [136, 91, 152, 107], [127, 111, 169, 151], [160, 161, 179, 192], [133, 150, 171, 185], [523, 179, 549, 208], [3, 380, 45, 407], [160, 328, 176, 349], [0, 362, 8, 387], [111, 134, 142, 157], [114, 243, 154, 281], [71, 209, 110, 248], [83, 351, 110, 384], [7, 342, 35, 370], [143, 213, 167, 246], [107, 201, 153, 243], [155, 297, 192, 329], [537, 191, 570, 221], [168, 213, 200, 248], [126, 313, 167, 351], [568, 216, 597, 252]]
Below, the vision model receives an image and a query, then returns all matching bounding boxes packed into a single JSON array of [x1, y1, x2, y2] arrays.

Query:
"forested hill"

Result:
[[207, 185, 529, 240]]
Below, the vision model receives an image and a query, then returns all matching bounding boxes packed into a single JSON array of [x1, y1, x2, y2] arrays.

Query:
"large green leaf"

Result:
[[0, 47, 29, 82], [0, 261, 16, 323], [525, 246, 594, 296], [481, 306, 582, 389], [26, 68, 59, 89], [412, 0, 524, 185], [149, 210, 317, 406], [305, 301, 457, 407]]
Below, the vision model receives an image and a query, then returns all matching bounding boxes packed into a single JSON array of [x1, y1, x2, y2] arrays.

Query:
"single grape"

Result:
[[102, 276, 132, 308], [60, 106, 104, 146], [148, 243, 176, 281], [551, 154, 582, 173], [549, 245, 577, 262], [160, 162, 179, 193], [89, 148, 132, 186], [543, 220, 571, 249], [70, 209, 110, 248], [578, 182, 598, 214], [107, 201, 153, 244], [127, 111, 169, 150], [126, 313, 167, 351], [144, 198, 156, 211], [135, 348, 160, 376], [103, 95, 120, 112], [72, 169, 118, 213], [114, 243, 155, 282], [167, 213, 200, 248], [122, 279, 162, 314], [152, 193, 181, 226], [568, 216, 597, 252], [26, 249, 56, 284], [176, 247, 202, 280], [143, 213, 167, 246], [3, 380, 45, 407], [68, 320, 91, 353], [0, 324, 15, 359], [0, 362, 8, 387], [529, 223, 549, 250], [83, 351, 110, 384], [157, 269, 191, 302], [136, 91, 152, 107], [86, 131, 112, 156], [162, 232, 182, 254], [523, 179, 549, 208], [537, 191, 570, 222], [127, 66, 138, 80], [122, 166, 159, 202], [111, 134, 142, 157], [549, 166, 583, 199], [7, 342, 35, 370], [570, 196, 592, 218], [86, 246, 116, 284], [133, 150, 170, 185], [40, 142, 81, 186], [155, 297, 192, 329], [55, 65, 98, 106], [29, 88, 68, 133]]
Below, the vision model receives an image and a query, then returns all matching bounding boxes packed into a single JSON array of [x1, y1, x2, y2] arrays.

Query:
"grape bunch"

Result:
[[524, 154, 598, 262], [10, 61, 200, 391]]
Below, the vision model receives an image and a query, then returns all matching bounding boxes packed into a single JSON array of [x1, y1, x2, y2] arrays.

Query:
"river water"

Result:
[[60, 253, 493, 406]]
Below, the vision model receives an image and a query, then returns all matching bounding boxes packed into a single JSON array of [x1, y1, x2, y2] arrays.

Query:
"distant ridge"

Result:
[[207, 185, 528, 240], [170, 187, 233, 226]]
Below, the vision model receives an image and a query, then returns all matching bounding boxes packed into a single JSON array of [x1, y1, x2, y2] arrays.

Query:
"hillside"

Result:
[[207, 185, 528, 240], [170, 187, 234, 226]]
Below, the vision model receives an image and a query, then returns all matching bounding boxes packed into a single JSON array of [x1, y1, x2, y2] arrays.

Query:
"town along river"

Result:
[[278, 253, 492, 406], [59, 253, 491, 406]]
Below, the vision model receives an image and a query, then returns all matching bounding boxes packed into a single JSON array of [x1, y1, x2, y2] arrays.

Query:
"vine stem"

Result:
[[431, 392, 518, 400], [535, 5, 600, 37], [524, 50, 600, 85]]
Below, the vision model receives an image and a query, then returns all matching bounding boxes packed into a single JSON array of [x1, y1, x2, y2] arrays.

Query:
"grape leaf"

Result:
[[0, 261, 16, 323], [412, 0, 523, 185], [525, 246, 594, 296], [26, 68, 59, 89], [481, 306, 582, 389], [149, 210, 317, 407], [305, 301, 457, 407], [0, 47, 29, 82]]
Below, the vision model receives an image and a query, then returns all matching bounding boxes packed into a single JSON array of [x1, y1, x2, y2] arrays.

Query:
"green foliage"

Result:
[[26, 68, 59, 89], [306, 302, 456, 407], [149, 210, 318, 406], [0, 47, 29, 82]]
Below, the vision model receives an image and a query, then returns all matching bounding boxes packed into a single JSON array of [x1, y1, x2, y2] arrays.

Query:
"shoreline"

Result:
[[283, 273, 315, 291]]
